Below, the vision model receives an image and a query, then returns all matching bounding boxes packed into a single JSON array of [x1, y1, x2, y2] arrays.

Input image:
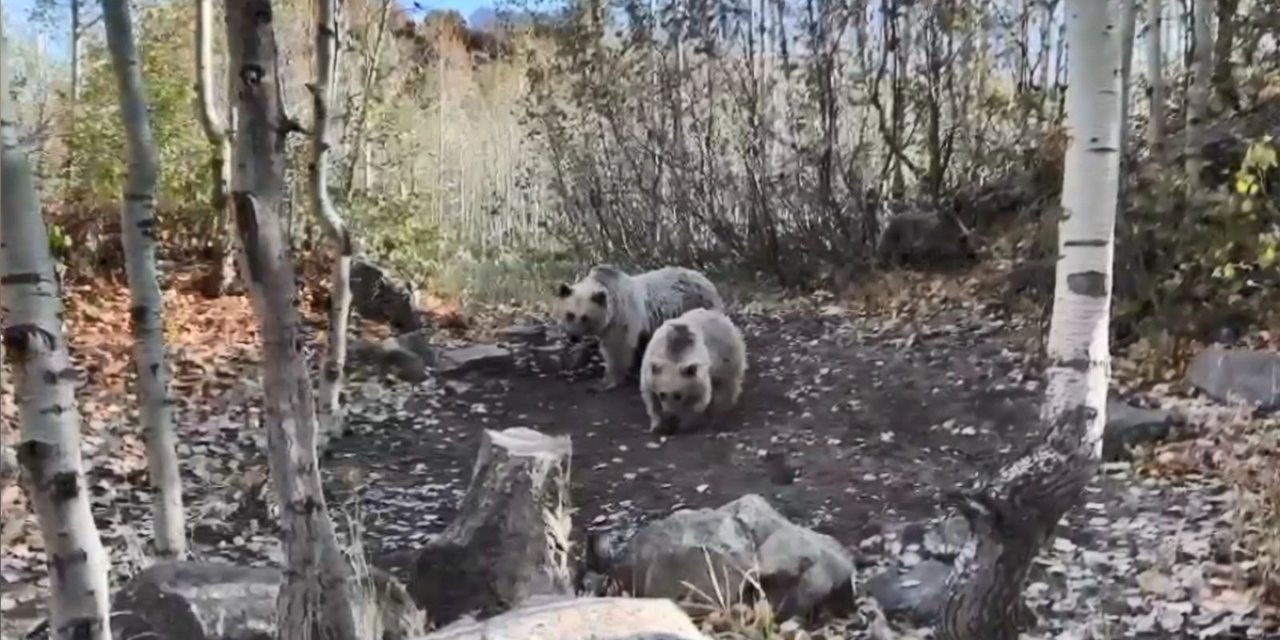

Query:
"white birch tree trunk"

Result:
[[225, 2, 360, 638], [340, 0, 393, 201], [64, 0, 84, 188], [1186, 0, 1213, 192], [1117, 0, 1138, 207], [2, 15, 114, 635], [195, 0, 237, 297], [1147, 0, 1164, 157], [937, 1, 1123, 638], [101, 0, 187, 561], [310, 0, 353, 450]]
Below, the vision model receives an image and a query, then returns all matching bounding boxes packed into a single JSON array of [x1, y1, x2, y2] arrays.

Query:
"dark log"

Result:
[[936, 409, 1099, 639]]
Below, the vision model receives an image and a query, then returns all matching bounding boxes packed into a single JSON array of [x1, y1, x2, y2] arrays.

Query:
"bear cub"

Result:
[[640, 308, 747, 435]]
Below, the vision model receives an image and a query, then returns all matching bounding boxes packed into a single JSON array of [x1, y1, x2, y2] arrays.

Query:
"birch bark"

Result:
[[102, 0, 187, 560], [195, 0, 237, 296], [310, 0, 354, 449], [225, 1, 361, 638], [2, 13, 114, 635], [937, 1, 1123, 637]]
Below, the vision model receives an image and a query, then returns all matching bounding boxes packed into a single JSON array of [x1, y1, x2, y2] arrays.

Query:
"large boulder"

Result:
[[609, 494, 856, 620], [110, 561, 423, 640], [1186, 347, 1280, 411], [876, 206, 977, 269], [421, 596, 707, 640], [350, 258, 425, 333]]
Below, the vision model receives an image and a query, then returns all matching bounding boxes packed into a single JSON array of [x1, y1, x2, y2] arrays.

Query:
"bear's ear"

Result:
[[557, 283, 573, 298], [590, 290, 608, 307], [680, 363, 698, 378]]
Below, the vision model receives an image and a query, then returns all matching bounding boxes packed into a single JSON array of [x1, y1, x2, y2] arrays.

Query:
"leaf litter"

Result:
[[0, 266, 1277, 639]]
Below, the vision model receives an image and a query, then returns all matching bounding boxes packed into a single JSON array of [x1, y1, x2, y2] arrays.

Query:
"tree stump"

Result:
[[410, 427, 574, 626]]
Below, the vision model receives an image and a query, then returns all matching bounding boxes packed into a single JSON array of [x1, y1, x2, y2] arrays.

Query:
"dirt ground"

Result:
[[1, 290, 1265, 638], [325, 303, 1044, 571]]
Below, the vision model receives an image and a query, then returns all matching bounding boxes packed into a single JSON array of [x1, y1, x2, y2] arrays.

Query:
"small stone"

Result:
[[438, 344, 513, 376], [1103, 396, 1174, 461]]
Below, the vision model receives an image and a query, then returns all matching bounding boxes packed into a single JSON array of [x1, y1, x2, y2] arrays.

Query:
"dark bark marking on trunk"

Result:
[[15, 441, 52, 481], [289, 496, 321, 515], [1052, 357, 1090, 372], [252, 0, 274, 23], [2, 324, 57, 354], [240, 63, 266, 86], [1053, 403, 1098, 430], [129, 305, 149, 332], [1062, 239, 1106, 248], [135, 217, 157, 239], [1066, 271, 1107, 297], [232, 192, 265, 283], [50, 471, 81, 502], [124, 191, 152, 202], [337, 228, 353, 256], [323, 366, 341, 383], [61, 617, 101, 640], [50, 548, 88, 583], [1, 272, 44, 286]]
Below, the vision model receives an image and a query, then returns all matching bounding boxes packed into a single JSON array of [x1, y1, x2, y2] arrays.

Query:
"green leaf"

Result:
[[1245, 142, 1279, 170], [1260, 244, 1278, 268]]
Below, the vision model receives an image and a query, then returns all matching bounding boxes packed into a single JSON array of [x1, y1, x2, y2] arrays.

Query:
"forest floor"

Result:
[[0, 266, 1274, 639]]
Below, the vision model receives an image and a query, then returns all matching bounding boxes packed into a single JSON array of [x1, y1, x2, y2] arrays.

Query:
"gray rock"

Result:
[[875, 207, 977, 269], [350, 338, 428, 383], [1104, 398, 1174, 461], [350, 258, 424, 333], [396, 329, 436, 362], [110, 561, 424, 640], [528, 345, 568, 373], [421, 597, 707, 640], [611, 494, 856, 619], [921, 515, 970, 561], [864, 560, 951, 623], [111, 561, 277, 640], [438, 344, 513, 376], [1187, 347, 1280, 411], [499, 324, 549, 346]]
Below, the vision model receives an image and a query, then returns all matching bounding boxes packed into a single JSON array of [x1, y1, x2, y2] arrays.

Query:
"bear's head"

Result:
[[556, 279, 610, 342], [646, 323, 712, 431]]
